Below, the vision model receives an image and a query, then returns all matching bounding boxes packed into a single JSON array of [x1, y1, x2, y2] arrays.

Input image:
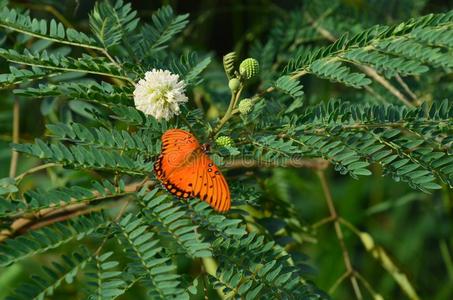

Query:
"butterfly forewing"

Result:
[[156, 129, 199, 177], [154, 129, 231, 212]]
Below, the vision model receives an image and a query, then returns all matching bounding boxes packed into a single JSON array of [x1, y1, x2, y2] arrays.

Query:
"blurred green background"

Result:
[[0, 0, 452, 299]]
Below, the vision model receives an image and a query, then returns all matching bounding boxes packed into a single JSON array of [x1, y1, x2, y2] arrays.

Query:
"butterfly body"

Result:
[[154, 129, 231, 212]]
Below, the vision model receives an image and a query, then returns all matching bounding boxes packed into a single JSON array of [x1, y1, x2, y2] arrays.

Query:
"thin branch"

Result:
[[213, 86, 243, 137], [312, 216, 335, 229], [15, 163, 59, 182], [9, 98, 20, 178], [4, 58, 135, 84], [0, 179, 155, 243], [329, 270, 351, 294], [224, 158, 328, 170], [213, 69, 308, 136], [101, 49, 121, 70], [439, 239, 453, 281], [354, 271, 383, 299], [396, 74, 419, 104], [339, 217, 421, 300], [317, 170, 363, 299], [94, 199, 131, 256], [358, 65, 414, 108]]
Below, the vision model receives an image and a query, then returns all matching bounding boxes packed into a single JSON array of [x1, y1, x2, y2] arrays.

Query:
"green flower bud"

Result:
[[228, 78, 240, 92], [239, 58, 259, 80], [223, 52, 236, 80], [216, 136, 234, 147], [238, 98, 253, 115]]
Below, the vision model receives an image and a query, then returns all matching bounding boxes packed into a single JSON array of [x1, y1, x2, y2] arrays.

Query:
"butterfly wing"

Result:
[[154, 129, 231, 212], [191, 152, 231, 212], [154, 129, 199, 196]]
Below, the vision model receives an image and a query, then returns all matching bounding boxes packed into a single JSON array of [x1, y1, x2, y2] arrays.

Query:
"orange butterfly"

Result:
[[154, 129, 231, 212]]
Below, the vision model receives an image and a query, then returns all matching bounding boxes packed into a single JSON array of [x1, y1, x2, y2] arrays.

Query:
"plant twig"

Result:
[[213, 86, 243, 137], [317, 170, 363, 299], [9, 98, 20, 178], [329, 270, 350, 294], [0, 179, 155, 243], [358, 65, 414, 107], [95, 199, 131, 256], [439, 239, 453, 281], [396, 74, 419, 104], [15, 163, 59, 182], [354, 271, 383, 299], [224, 158, 328, 170], [312, 216, 335, 229]]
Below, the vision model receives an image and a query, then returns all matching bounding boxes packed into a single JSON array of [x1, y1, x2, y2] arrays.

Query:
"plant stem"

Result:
[[358, 65, 414, 108], [213, 86, 242, 137], [0, 180, 154, 242], [15, 163, 59, 182], [396, 74, 419, 104], [354, 271, 382, 299], [213, 69, 307, 136], [329, 271, 350, 294], [317, 170, 363, 300], [4, 58, 135, 84], [440, 239, 453, 281], [9, 98, 20, 178], [312, 216, 335, 229]]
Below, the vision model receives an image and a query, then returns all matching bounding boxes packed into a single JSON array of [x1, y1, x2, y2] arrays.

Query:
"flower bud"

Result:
[[216, 136, 234, 147], [223, 52, 236, 80], [238, 98, 253, 115], [239, 58, 259, 80], [228, 78, 240, 92]]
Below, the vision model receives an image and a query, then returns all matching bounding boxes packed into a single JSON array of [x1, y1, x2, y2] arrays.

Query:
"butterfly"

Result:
[[153, 129, 231, 212]]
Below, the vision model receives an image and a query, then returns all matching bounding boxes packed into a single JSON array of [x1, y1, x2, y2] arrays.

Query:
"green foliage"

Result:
[[140, 5, 189, 55], [7, 247, 92, 300], [212, 232, 313, 299], [0, 1, 451, 300], [0, 7, 97, 48], [282, 9, 453, 91], [115, 212, 188, 299], [0, 213, 108, 267], [85, 251, 127, 300], [13, 140, 153, 175], [139, 188, 212, 258], [290, 100, 452, 189], [14, 81, 132, 105], [89, 0, 139, 49], [0, 49, 129, 80]]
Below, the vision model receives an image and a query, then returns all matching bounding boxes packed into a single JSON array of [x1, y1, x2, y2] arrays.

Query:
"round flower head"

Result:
[[239, 58, 259, 80], [133, 69, 188, 121], [216, 136, 234, 147], [238, 98, 253, 115]]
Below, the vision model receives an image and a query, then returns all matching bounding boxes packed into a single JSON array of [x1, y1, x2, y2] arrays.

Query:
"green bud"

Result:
[[239, 58, 259, 80], [223, 52, 236, 80], [228, 78, 240, 92], [238, 98, 253, 115], [216, 136, 234, 147]]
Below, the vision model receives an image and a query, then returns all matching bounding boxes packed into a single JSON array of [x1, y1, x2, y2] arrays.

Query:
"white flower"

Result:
[[133, 69, 188, 121]]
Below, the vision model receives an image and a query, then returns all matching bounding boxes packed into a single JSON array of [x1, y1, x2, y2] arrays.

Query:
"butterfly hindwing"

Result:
[[154, 129, 231, 212], [192, 153, 230, 212]]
